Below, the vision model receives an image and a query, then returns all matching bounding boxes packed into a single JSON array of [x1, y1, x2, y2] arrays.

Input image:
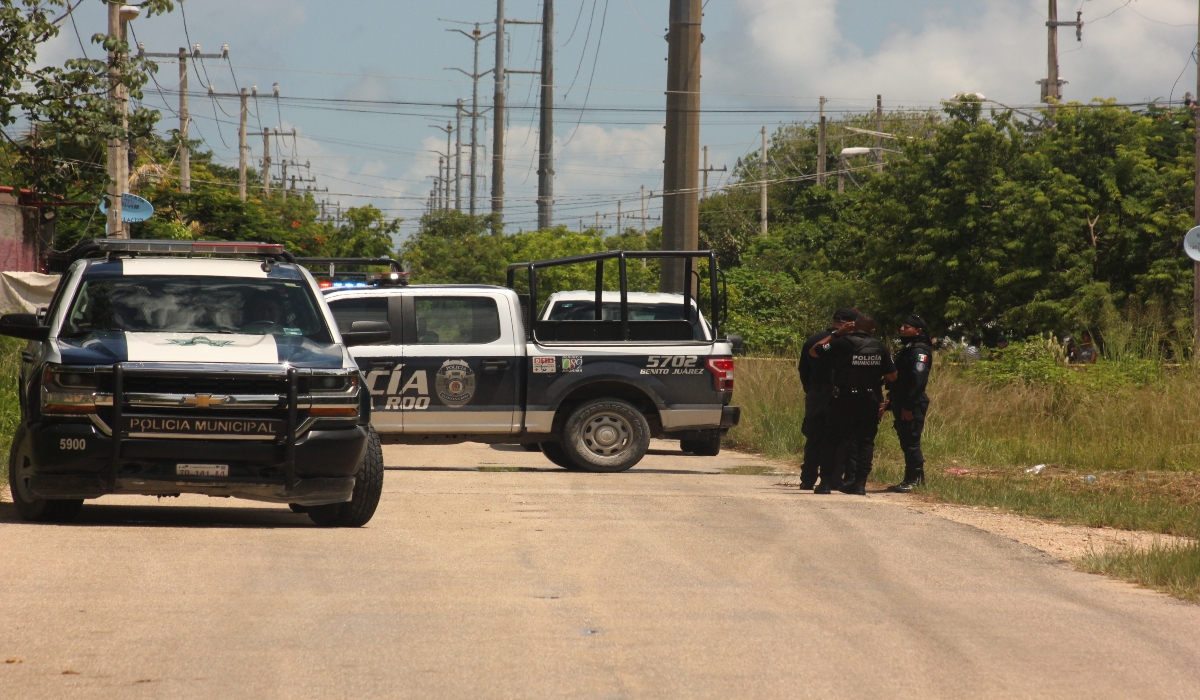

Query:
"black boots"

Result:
[[838, 479, 867, 496], [889, 467, 925, 493], [813, 481, 832, 494]]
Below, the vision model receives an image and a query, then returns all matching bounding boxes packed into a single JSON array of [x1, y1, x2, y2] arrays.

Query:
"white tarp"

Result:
[[1, 271, 60, 313]]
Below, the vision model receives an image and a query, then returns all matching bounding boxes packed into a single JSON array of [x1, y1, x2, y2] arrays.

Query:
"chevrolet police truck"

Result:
[[316, 250, 740, 472], [1, 240, 387, 525]]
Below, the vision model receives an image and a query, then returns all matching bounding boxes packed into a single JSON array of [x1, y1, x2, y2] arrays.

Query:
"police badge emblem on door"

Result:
[[435, 359, 476, 407]]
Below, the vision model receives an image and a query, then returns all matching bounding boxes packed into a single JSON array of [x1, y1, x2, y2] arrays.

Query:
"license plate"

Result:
[[176, 464, 229, 477]]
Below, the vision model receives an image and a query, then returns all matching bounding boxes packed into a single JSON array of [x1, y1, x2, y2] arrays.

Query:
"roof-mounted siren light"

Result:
[[192, 43, 201, 58], [273, 83, 280, 98], [221, 43, 230, 59]]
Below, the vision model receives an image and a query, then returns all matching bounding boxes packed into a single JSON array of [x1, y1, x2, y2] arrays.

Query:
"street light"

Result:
[[837, 147, 872, 194]]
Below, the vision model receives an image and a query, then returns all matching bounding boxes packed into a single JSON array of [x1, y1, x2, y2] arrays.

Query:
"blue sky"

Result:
[[41, 1, 1200, 239]]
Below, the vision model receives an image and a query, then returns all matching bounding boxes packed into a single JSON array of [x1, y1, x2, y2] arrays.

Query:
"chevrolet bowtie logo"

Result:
[[182, 394, 229, 408]]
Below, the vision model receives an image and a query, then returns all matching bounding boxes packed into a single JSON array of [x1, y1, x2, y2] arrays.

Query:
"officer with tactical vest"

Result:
[[797, 307, 859, 490], [888, 314, 933, 492], [808, 312, 897, 495]]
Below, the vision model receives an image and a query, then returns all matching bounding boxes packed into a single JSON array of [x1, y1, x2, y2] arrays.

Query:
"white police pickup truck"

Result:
[[315, 250, 740, 472], [1, 240, 388, 525]]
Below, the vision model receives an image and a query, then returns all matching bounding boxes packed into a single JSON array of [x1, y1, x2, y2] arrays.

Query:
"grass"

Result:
[[725, 354, 1200, 600], [0, 336, 21, 493], [1080, 543, 1200, 603]]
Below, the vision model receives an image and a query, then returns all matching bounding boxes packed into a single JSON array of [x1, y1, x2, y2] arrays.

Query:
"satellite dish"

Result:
[[1185, 226, 1200, 262], [98, 193, 155, 223]]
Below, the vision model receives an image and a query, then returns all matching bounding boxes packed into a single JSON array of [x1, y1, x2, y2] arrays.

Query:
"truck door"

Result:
[[327, 294, 404, 434], [399, 293, 520, 434]]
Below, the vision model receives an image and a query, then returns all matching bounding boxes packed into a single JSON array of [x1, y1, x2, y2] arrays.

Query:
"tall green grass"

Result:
[[0, 336, 22, 491], [1080, 543, 1200, 602]]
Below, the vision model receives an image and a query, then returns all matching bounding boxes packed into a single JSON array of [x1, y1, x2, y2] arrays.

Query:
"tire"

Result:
[[522, 443, 543, 452], [308, 427, 383, 527], [8, 428, 84, 523], [681, 435, 721, 457], [539, 441, 578, 469], [560, 399, 650, 473], [288, 503, 309, 514]]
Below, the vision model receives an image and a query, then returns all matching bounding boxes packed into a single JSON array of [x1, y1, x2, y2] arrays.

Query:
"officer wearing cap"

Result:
[[796, 308, 858, 490], [888, 314, 933, 493], [809, 312, 897, 495]]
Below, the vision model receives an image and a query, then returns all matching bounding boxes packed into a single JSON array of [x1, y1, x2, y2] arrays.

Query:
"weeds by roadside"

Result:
[[0, 336, 22, 492], [1080, 543, 1200, 603]]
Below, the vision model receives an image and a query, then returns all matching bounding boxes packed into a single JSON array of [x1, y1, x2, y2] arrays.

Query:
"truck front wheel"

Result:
[[8, 429, 84, 523], [561, 399, 650, 473], [308, 427, 383, 527]]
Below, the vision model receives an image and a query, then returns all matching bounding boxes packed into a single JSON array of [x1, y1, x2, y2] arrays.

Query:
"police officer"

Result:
[[797, 308, 859, 490], [809, 312, 897, 495], [888, 314, 933, 493]]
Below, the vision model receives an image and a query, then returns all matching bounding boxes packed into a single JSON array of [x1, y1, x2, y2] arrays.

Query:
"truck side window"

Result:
[[328, 297, 389, 343], [414, 297, 500, 345]]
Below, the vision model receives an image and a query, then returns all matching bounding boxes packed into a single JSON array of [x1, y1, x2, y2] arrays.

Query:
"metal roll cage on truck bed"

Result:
[[506, 249, 728, 344]]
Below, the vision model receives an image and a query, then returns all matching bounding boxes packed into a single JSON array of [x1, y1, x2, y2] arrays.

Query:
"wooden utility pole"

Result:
[[261, 128, 272, 196], [492, 0, 506, 228], [875, 94, 884, 173], [660, 0, 702, 294], [759, 126, 768, 235], [536, 0, 555, 229], [817, 96, 827, 186], [700, 145, 727, 200], [107, 2, 138, 237], [455, 100, 464, 211], [238, 88, 249, 200], [1041, 1, 1083, 104], [141, 44, 229, 193]]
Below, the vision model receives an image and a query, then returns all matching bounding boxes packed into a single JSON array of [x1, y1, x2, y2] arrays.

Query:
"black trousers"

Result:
[[800, 387, 833, 484], [892, 398, 929, 473], [829, 392, 882, 484]]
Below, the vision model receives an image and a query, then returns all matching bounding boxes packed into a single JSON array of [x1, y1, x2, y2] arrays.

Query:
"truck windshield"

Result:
[[62, 276, 332, 342]]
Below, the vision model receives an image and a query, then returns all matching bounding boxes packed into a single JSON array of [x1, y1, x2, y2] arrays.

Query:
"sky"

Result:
[[36, 0, 1200, 240]]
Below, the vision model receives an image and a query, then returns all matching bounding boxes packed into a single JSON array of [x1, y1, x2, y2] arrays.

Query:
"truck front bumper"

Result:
[[22, 421, 368, 506]]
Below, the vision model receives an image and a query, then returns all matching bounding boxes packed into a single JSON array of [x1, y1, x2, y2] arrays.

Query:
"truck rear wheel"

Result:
[[308, 427, 383, 527], [8, 429, 84, 523], [540, 441, 578, 470], [681, 435, 722, 457], [561, 399, 650, 473]]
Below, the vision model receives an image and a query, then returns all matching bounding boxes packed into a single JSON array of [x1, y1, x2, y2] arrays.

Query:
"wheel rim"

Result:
[[578, 411, 632, 458]]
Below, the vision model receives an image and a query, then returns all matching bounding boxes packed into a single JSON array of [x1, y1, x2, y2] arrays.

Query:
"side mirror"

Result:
[[726, 334, 745, 356], [342, 320, 391, 347], [0, 313, 50, 342]]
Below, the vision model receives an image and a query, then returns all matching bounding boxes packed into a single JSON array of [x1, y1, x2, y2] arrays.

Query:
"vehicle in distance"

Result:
[[317, 250, 740, 472], [0, 239, 388, 525]]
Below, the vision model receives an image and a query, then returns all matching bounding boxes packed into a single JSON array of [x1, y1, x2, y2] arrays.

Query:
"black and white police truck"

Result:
[[315, 250, 741, 472], [1, 239, 388, 525]]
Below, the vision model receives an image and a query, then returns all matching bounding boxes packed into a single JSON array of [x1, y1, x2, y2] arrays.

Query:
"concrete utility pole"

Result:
[[700, 145, 727, 201], [447, 23, 495, 217], [875, 94, 884, 173], [261, 128, 272, 197], [817, 96, 827, 186], [1040, 1, 1083, 104], [107, 2, 139, 238], [660, 0, 702, 294], [492, 0, 506, 227], [536, 0, 555, 230], [759, 126, 768, 235], [616, 200, 622, 235], [1194, 0, 1200, 352], [641, 185, 647, 233], [138, 44, 227, 194], [238, 88, 249, 200], [455, 100, 464, 211]]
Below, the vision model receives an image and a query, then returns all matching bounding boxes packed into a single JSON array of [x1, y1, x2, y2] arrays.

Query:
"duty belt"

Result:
[[833, 386, 880, 399]]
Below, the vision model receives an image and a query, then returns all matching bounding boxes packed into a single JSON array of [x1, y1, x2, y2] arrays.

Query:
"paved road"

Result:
[[2, 441, 1198, 699]]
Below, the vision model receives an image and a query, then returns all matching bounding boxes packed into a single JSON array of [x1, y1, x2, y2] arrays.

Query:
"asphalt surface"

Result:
[[2, 440, 1198, 699]]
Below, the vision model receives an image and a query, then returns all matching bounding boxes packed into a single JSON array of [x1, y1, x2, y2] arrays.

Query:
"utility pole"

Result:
[[875, 94, 884, 173], [238, 87, 249, 200], [138, 43, 227, 193], [641, 185, 647, 233], [492, 0, 506, 227], [700, 145, 727, 200], [817, 96, 827, 186], [261, 128, 272, 197], [447, 22, 496, 217], [455, 100, 464, 211], [1194, 0, 1200, 353], [537, 0, 554, 230], [1040, 1, 1083, 104], [107, 2, 139, 238], [661, 0, 702, 294], [760, 126, 768, 235], [616, 200, 622, 235]]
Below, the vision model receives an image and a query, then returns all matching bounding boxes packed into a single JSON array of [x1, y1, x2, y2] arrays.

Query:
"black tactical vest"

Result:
[[832, 334, 890, 389]]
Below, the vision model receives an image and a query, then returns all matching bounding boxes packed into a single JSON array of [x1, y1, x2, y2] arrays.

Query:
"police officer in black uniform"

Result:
[[797, 308, 859, 490], [888, 314, 933, 492], [809, 312, 897, 495]]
